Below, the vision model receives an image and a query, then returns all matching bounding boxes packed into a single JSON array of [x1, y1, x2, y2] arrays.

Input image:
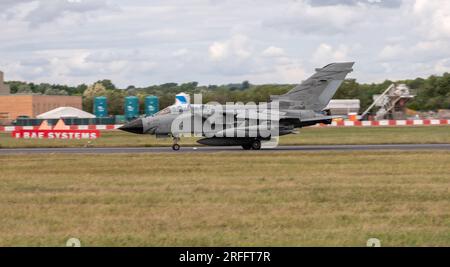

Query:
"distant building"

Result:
[[0, 95, 82, 125], [0, 70, 83, 125], [325, 99, 360, 115], [0, 71, 10, 95]]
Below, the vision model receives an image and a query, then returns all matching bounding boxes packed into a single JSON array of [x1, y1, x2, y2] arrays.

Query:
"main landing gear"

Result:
[[172, 137, 180, 151], [242, 139, 261, 150]]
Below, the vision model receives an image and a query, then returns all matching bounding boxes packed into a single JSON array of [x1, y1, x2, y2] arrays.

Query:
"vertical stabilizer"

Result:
[[273, 62, 354, 111], [175, 93, 190, 105]]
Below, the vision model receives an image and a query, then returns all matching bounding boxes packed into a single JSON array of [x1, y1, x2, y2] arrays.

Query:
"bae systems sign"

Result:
[[12, 119, 100, 139], [12, 130, 100, 139]]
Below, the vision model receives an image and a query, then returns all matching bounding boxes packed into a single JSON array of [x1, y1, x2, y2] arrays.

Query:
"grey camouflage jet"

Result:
[[120, 62, 354, 150]]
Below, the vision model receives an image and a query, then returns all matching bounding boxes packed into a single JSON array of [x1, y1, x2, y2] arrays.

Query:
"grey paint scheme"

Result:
[[119, 62, 354, 148]]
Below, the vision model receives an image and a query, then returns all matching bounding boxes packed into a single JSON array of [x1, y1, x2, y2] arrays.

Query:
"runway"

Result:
[[1, 144, 450, 154]]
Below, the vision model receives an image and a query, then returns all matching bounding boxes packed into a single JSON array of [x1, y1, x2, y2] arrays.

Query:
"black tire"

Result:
[[242, 144, 252, 150], [172, 144, 180, 151], [251, 140, 261, 150]]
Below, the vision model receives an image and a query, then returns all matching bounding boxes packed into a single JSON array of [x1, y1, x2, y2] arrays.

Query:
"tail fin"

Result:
[[272, 62, 354, 111], [175, 93, 190, 105]]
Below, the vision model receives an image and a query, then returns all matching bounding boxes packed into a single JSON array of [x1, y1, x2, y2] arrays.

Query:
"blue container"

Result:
[[145, 95, 159, 116], [125, 96, 139, 120], [94, 96, 108, 117]]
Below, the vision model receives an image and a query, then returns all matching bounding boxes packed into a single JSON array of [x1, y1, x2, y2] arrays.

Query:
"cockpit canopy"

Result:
[[154, 104, 191, 116]]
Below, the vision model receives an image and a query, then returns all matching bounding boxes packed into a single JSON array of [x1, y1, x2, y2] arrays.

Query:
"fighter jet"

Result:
[[120, 62, 354, 150]]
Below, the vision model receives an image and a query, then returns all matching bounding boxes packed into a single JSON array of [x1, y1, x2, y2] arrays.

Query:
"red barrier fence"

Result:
[[331, 119, 450, 127], [1, 125, 122, 132], [1, 120, 450, 133]]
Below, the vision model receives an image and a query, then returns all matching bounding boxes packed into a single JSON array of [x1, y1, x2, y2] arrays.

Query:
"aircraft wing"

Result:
[[301, 115, 341, 122], [194, 107, 286, 121], [235, 109, 287, 120], [297, 115, 340, 126], [214, 123, 273, 138], [192, 107, 235, 118]]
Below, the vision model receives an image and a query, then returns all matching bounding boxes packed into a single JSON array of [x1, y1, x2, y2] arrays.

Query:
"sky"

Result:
[[1, 0, 450, 88]]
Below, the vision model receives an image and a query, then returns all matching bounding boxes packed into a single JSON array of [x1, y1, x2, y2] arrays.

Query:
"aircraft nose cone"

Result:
[[119, 119, 144, 134]]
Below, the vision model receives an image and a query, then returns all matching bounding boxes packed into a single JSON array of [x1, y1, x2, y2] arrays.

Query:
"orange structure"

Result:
[[0, 95, 82, 125]]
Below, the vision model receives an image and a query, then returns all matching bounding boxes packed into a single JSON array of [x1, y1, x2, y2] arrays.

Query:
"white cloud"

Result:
[[208, 35, 253, 62], [273, 63, 306, 84], [172, 49, 189, 57], [434, 59, 450, 74], [412, 0, 450, 38], [0, 0, 34, 10], [0, 0, 449, 87], [372, 1, 450, 81], [379, 44, 404, 61], [262, 46, 285, 57], [2, 0, 113, 26], [381, 40, 450, 61], [209, 42, 228, 61], [312, 43, 349, 66], [264, 0, 365, 35]]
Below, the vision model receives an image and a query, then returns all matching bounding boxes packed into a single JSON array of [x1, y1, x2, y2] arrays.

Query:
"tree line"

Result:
[[6, 72, 450, 115]]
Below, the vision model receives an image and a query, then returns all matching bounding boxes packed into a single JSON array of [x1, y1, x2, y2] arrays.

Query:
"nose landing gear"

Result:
[[172, 144, 180, 151], [172, 137, 181, 151]]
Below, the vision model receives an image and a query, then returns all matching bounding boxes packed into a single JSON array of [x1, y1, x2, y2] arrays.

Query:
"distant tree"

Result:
[[6, 69, 450, 113], [96, 79, 116, 90], [106, 90, 126, 115], [406, 78, 425, 90], [83, 83, 107, 98], [82, 83, 108, 112], [444, 96, 450, 109], [126, 87, 138, 96], [74, 84, 88, 95], [242, 80, 250, 90], [16, 84, 32, 94], [179, 82, 198, 92], [35, 83, 52, 94], [437, 73, 450, 96], [160, 83, 178, 89], [44, 88, 68, 95]]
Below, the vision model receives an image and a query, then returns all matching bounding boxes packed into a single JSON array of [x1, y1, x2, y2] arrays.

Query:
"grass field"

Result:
[[0, 151, 449, 246], [1, 126, 450, 148]]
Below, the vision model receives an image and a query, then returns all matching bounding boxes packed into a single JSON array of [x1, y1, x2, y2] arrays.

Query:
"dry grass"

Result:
[[1, 126, 450, 148], [0, 151, 449, 246]]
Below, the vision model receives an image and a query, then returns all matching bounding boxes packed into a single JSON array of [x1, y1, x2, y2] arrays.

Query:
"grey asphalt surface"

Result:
[[1, 144, 450, 154]]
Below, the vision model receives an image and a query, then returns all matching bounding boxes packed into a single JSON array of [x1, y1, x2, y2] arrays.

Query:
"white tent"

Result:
[[37, 107, 96, 119]]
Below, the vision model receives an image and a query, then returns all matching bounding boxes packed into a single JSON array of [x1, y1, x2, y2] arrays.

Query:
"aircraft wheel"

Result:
[[242, 144, 252, 150], [251, 140, 261, 150], [172, 144, 180, 151]]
